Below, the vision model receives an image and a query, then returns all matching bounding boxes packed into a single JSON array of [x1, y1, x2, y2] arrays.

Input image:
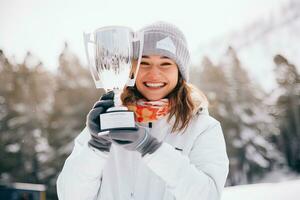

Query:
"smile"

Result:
[[144, 82, 166, 88]]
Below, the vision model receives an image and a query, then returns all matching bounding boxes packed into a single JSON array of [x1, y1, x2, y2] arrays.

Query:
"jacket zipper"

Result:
[[131, 122, 153, 199]]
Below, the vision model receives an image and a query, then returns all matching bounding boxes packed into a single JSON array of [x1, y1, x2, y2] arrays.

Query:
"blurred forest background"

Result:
[[1, 1, 300, 200]]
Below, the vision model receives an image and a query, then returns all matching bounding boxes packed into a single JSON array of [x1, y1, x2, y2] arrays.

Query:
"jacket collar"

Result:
[[188, 84, 209, 115]]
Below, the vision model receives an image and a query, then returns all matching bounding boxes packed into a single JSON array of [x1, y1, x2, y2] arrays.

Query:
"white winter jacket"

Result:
[[57, 89, 229, 200]]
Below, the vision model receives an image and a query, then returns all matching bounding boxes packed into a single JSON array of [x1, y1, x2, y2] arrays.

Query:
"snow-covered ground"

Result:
[[222, 168, 300, 200], [222, 179, 300, 200]]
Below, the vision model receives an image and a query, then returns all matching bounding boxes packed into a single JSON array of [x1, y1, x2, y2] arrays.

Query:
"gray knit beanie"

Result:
[[135, 21, 191, 81]]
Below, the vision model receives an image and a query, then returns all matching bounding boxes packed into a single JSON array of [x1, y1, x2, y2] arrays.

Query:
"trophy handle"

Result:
[[83, 32, 103, 89], [127, 30, 144, 87]]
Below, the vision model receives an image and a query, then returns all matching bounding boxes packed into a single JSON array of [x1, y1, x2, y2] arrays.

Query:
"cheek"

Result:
[[169, 76, 178, 91], [169, 70, 179, 86], [135, 72, 144, 90]]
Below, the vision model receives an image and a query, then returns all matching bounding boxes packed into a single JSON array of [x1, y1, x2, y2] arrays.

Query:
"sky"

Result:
[[0, 0, 287, 70]]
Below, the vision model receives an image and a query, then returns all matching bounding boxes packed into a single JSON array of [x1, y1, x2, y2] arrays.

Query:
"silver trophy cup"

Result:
[[84, 26, 143, 131]]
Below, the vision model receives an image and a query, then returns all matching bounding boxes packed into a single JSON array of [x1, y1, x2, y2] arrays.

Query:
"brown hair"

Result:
[[121, 74, 197, 133]]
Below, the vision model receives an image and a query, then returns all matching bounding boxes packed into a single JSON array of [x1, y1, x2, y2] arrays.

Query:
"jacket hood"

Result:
[[188, 84, 209, 115]]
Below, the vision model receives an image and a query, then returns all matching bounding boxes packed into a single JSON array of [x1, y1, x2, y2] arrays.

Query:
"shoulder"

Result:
[[189, 110, 221, 135], [188, 83, 209, 115], [173, 111, 222, 155], [188, 83, 221, 132]]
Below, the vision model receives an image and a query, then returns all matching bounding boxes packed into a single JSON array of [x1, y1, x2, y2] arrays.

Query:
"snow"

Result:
[[5, 143, 21, 153], [7, 116, 30, 128], [246, 145, 269, 168], [223, 167, 300, 200], [221, 179, 300, 200], [258, 167, 300, 183]]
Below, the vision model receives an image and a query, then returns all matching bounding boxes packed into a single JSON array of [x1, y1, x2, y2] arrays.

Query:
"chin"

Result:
[[144, 94, 167, 101], [137, 86, 172, 101], [147, 97, 162, 101]]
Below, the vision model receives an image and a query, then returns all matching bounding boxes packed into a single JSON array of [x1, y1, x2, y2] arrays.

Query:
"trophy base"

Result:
[[107, 106, 128, 112], [100, 109, 136, 131]]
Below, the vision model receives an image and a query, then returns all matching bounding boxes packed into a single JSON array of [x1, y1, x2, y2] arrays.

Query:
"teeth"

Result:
[[145, 82, 165, 88]]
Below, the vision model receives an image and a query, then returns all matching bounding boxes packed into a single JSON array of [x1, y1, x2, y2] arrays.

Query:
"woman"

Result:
[[57, 21, 229, 200]]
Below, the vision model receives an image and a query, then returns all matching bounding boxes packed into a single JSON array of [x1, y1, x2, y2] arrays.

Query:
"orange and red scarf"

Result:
[[127, 99, 170, 123]]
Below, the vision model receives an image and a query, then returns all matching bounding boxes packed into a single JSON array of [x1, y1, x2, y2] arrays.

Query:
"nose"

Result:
[[147, 65, 161, 77]]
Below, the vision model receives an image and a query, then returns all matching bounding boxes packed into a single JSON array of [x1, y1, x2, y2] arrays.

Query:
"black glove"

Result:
[[86, 91, 114, 152]]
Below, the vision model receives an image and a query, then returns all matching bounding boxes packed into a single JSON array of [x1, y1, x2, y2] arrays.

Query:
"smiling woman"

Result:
[[135, 55, 179, 101], [57, 21, 229, 200], [122, 56, 192, 132]]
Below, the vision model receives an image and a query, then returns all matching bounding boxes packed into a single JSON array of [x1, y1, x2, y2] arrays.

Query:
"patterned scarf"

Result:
[[127, 99, 170, 123]]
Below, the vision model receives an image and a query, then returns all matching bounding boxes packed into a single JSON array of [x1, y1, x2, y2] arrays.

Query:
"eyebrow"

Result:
[[141, 55, 171, 59]]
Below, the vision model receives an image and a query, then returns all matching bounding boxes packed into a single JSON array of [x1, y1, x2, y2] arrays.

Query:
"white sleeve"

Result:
[[56, 127, 109, 200], [142, 122, 229, 200]]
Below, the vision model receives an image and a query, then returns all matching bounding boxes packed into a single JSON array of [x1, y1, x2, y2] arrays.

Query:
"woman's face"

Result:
[[135, 55, 179, 101]]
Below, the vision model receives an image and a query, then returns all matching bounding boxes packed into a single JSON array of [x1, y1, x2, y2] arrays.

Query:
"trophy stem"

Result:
[[106, 88, 128, 112]]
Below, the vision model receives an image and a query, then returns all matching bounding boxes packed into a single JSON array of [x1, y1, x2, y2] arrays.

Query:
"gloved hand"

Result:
[[108, 125, 162, 157], [86, 91, 114, 152]]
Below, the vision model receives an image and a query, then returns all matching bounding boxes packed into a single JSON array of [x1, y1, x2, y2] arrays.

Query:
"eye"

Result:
[[161, 62, 172, 66], [160, 62, 173, 68], [140, 61, 150, 67], [141, 61, 149, 65]]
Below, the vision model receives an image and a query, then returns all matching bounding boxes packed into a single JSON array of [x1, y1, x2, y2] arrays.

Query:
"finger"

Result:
[[101, 91, 114, 100], [109, 132, 131, 141], [90, 133, 110, 143], [97, 130, 110, 136], [89, 139, 111, 149], [93, 100, 114, 109], [112, 139, 132, 145], [109, 131, 139, 141], [87, 121, 100, 134], [97, 131, 111, 140], [88, 107, 104, 121], [90, 132, 100, 139], [87, 108, 104, 133]]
